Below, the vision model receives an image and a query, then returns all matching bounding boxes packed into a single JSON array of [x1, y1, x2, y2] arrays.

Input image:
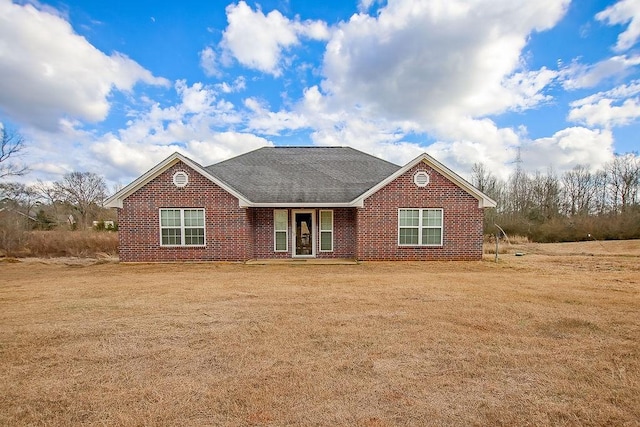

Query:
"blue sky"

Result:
[[0, 0, 639, 188]]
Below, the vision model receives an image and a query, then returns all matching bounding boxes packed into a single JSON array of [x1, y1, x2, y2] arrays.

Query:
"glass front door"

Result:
[[293, 211, 314, 257]]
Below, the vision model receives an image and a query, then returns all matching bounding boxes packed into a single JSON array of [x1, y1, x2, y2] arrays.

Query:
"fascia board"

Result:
[[104, 154, 183, 208], [425, 155, 498, 208], [104, 152, 252, 208], [349, 153, 428, 206], [248, 202, 354, 208], [350, 153, 497, 209]]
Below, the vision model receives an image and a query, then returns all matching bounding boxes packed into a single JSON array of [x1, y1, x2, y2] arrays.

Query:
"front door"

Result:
[[293, 210, 315, 257]]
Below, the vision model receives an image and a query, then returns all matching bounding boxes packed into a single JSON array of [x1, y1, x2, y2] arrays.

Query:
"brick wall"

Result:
[[117, 160, 483, 262], [117, 161, 251, 262], [251, 208, 357, 259], [356, 161, 484, 261]]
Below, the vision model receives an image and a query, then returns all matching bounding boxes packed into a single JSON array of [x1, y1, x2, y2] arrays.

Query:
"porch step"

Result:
[[245, 258, 359, 265]]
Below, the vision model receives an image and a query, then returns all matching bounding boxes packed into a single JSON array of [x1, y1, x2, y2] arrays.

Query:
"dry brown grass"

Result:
[[0, 230, 118, 258], [1, 241, 639, 426], [25, 230, 118, 258]]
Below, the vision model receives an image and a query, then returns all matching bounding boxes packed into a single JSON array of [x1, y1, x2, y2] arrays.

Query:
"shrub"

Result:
[[0, 212, 31, 257], [21, 230, 118, 258]]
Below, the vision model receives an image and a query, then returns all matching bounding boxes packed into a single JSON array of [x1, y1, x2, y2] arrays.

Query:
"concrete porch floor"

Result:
[[245, 258, 359, 265]]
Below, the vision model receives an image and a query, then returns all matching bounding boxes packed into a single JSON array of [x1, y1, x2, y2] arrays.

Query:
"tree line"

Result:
[[472, 153, 640, 242], [0, 172, 112, 230], [0, 128, 113, 233], [2, 126, 639, 244]]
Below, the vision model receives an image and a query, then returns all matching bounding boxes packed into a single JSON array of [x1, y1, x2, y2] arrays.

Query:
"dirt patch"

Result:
[[1, 241, 639, 426]]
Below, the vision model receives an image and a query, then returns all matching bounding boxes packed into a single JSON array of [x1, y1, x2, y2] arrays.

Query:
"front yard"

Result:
[[1, 241, 639, 426]]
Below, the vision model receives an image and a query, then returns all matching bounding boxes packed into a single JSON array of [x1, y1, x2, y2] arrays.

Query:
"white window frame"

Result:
[[398, 208, 443, 247], [159, 208, 206, 247], [273, 209, 288, 252], [319, 210, 333, 252]]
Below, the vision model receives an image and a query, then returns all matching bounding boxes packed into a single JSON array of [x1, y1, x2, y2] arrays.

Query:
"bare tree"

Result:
[[53, 172, 107, 228], [34, 180, 65, 226], [561, 165, 595, 216], [0, 182, 39, 212], [0, 127, 28, 179], [471, 163, 500, 198], [530, 169, 561, 221], [606, 154, 640, 213]]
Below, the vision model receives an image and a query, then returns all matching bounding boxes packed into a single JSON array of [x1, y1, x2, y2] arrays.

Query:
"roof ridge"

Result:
[[270, 145, 347, 148]]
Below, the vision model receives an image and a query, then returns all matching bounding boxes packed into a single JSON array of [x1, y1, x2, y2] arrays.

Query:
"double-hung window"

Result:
[[398, 208, 443, 246], [274, 210, 288, 251], [319, 210, 333, 252], [160, 209, 205, 246]]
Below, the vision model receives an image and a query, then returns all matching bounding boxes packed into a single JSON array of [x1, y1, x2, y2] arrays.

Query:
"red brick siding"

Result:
[[251, 208, 290, 259], [327, 208, 357, 258], [356, 162, 484, 260], [251, 208, 357, 259], [117, 160, 483, 262], [117, 161, 251, 262]]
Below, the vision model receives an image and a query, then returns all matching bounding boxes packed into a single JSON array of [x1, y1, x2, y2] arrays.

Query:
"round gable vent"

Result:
[[173, 171, 189, 188], [413, 171, 430, 187]]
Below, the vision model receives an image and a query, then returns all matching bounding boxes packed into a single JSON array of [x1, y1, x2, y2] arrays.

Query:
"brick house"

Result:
[[105, 147, 496, 262]]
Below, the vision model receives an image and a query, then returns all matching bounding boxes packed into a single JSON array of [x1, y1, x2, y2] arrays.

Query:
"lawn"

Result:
[[1, 241, 639, 426]]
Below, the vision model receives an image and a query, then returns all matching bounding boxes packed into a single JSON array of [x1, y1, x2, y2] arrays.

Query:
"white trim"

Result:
[[104, 151, 496, 210], [249, 202, 353, 208], [351, 153, 497, 209], [159, 208, 206, 247], [273, 209, 288, 252], [104, 152, 251, 208], [398, 208, 443, 247], [319, 209, 333, 252], [292, 210, 316, 258]]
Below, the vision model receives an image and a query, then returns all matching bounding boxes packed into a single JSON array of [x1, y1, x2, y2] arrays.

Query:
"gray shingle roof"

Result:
[[205, 147, 401, 203]]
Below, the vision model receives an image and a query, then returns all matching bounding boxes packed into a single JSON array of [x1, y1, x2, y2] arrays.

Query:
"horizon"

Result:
[[0, 0, 639, 188]]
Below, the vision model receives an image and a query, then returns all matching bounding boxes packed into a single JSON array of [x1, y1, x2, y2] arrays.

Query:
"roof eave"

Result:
[[104, 152, 252, 209], [245, 202, 355, 208], [350, 152, 498, 209]]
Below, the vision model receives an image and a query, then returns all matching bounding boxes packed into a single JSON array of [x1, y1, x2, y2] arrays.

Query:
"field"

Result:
[[1, 241, 639, 426]]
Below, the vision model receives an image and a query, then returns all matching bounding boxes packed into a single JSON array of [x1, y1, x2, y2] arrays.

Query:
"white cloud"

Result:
[[176, 81, 217, 114], [185, 132, 273, 165], [91, 136, 180, 178], [220, 1, 330, 76], [86, 81, 273, 180], [321, 0, 569, 123], [424, 117, 522, 180], [199, 46, 221, 78], [571, 80, 640, 106], [358, 0, 376, 12], [596, 0, 640, 52], [0, 1, 169, 131], [524, 127, 614, 172], [569, 98, 640, 128], [562, 55, 640, 89], [215, 77, 246, 93], [91, 131, 272, 181], [244, 97, 309, 135], [568, 80, 640, 128]]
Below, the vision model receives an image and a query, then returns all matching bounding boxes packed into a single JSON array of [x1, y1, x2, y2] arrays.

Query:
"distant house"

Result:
[[105, 147, 496, 262]]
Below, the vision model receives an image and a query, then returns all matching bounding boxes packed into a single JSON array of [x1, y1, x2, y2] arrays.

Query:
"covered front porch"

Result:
[[249, 207, 357, 260]]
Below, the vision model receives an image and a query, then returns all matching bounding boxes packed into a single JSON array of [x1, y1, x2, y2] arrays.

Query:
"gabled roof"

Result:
[[352, 152, 497, 208], [205, 147, 400, 205], [104, 152, 251, 208], [104, 147, 496, 209]]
